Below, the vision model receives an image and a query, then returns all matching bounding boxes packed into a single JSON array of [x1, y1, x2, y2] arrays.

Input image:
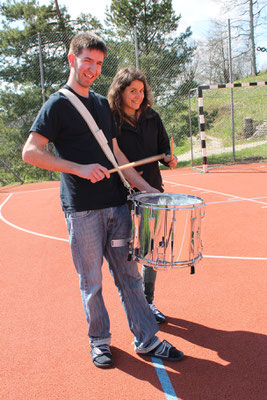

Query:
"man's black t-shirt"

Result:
[[30, 86, 127, 211]]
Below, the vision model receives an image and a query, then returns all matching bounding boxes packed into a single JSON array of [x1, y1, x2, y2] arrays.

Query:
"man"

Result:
[[22, 31, 184, 368]]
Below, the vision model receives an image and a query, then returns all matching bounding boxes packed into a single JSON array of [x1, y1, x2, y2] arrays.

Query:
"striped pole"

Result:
[[198, 87, 208, 173], [196, 81, 267, 172]]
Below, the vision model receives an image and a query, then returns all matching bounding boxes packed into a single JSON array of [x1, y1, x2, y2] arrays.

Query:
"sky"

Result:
[[39, 0, 266, 68], [41, 0, 224, 37]]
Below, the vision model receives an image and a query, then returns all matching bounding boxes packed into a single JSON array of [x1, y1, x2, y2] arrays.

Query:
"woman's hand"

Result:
[[164, 154, 178, 170]]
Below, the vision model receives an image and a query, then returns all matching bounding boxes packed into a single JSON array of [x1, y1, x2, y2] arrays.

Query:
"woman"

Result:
[[108, 67, 178, 323]]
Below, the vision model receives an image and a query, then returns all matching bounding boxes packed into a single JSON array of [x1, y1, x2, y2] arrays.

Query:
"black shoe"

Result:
[[138, 340, 184, 361], [90, 344, 114, 368], [149, 303, 166, 323]]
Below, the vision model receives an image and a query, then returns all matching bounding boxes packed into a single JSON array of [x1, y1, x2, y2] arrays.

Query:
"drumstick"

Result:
[[170, 137, 174, 169], [109, 153, 165, 174], [170, 137, 174, 161]]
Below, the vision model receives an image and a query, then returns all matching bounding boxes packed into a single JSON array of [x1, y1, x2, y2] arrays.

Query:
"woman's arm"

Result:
[[113, 138, 159, 193]]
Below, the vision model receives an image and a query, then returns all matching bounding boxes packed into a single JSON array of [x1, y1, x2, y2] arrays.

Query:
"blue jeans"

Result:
[[65, 204, 159, 351], [142, 265, 157, 303]]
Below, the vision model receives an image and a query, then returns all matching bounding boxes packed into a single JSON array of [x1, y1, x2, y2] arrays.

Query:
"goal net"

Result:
[[188, 81, 267, 172]]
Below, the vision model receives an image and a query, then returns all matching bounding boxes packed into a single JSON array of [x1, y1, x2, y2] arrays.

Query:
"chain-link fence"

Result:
[[0, 29, 266, 186], [0, 29, 196, 186]]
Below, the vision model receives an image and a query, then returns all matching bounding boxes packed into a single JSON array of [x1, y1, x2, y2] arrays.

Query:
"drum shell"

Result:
[[130, 193, 205, 270]]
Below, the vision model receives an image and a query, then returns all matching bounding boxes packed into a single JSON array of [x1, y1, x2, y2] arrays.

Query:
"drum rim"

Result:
[[132, 192, 205, 209], [133, 252, 203, 268]]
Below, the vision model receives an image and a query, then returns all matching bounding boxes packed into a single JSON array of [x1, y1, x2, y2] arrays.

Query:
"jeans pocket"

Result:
[[67, 210, 92, 220]]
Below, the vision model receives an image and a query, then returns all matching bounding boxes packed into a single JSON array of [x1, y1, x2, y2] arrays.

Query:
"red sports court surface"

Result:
[[1, 164, 267, 400]]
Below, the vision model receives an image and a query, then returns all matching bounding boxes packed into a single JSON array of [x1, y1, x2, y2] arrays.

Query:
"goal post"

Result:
[[189, 81, 267, 172]]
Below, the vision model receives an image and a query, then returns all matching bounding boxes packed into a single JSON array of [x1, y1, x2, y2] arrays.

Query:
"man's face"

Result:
[[70, 48, 104, 88]]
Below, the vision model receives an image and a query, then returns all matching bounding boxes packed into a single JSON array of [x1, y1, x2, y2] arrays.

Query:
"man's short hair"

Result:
[[69, 32, 108, 57]]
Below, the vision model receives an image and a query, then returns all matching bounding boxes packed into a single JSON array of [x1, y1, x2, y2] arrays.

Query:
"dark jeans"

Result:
[[142, 264, 157, 304]]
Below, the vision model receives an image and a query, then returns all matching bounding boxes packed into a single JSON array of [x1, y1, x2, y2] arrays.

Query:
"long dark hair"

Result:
[[107, 67, 153, 127]]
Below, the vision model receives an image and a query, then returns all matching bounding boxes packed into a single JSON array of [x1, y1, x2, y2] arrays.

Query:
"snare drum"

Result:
[[129, 193, 205, 272]]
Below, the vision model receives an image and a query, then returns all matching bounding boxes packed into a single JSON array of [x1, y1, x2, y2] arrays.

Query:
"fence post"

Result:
[[38, 32, 52, 180], [188, 90, 194, 167], [228, 19, 236, 162], [38, 32, 46, 105], [133, 26, 139, 69]]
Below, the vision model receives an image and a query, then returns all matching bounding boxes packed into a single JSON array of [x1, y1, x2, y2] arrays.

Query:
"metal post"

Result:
[[38, 32, 52, 180], [188, 90, 194, 166], [228, 19, 235, 162], [133, 26, 139, 69], [38, 32, 46, 105]]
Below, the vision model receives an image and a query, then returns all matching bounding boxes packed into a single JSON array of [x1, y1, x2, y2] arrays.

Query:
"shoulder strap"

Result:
[[59, 88, 131, 191]]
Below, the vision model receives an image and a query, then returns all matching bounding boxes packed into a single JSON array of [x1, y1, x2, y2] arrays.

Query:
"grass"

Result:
[[178, 72, 267, 168], [189, 72, 267, 147], [160, 141, 267, 170], [175, 140, 191, 155]]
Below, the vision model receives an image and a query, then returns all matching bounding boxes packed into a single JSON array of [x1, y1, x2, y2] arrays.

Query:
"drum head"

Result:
[[133, 193, 204, 210]]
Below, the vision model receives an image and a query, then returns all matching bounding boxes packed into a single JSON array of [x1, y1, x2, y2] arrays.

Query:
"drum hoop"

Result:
[[135, 252, 203, 269], [132, 193, 205, 210]]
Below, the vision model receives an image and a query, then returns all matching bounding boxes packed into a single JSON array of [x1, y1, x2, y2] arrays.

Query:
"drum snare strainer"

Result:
[[129, 193, 205, 274]]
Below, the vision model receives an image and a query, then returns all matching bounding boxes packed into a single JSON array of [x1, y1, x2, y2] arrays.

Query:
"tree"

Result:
[[106, 0, 180, 53], [0, 0, 105, 184], [220, 0, 267, 76], [105, 0, 195, 103], [194, 19, 251, 84], [0, 1, 106, 88]]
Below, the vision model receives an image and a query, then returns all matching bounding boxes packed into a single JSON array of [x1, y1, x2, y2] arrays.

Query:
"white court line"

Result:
[[164, 172, 199, 177], [0, 193, 68, 242], [206, 197, 267, 206], [0, 193, 13, 209], [1, 185, 265, 399], [204, 255, 267, 261], [16, 186, 59, 195], [1, 190, 266, 259], [152, 358, 179, 400], [163, 180, 267, 206], [1, 186, 180, 399], [1, 186, 59, 195]]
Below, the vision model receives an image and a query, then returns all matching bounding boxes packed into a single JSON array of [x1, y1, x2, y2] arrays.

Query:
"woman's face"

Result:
[[121, 80, 145, 115]]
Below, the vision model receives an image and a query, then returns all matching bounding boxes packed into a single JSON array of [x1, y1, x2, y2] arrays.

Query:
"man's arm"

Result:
[[113, 138, 159, 193], [22, 132, 110, 183]]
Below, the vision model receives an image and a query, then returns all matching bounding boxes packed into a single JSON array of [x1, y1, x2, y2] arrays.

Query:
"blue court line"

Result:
[[152, 357, 179, 400]]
